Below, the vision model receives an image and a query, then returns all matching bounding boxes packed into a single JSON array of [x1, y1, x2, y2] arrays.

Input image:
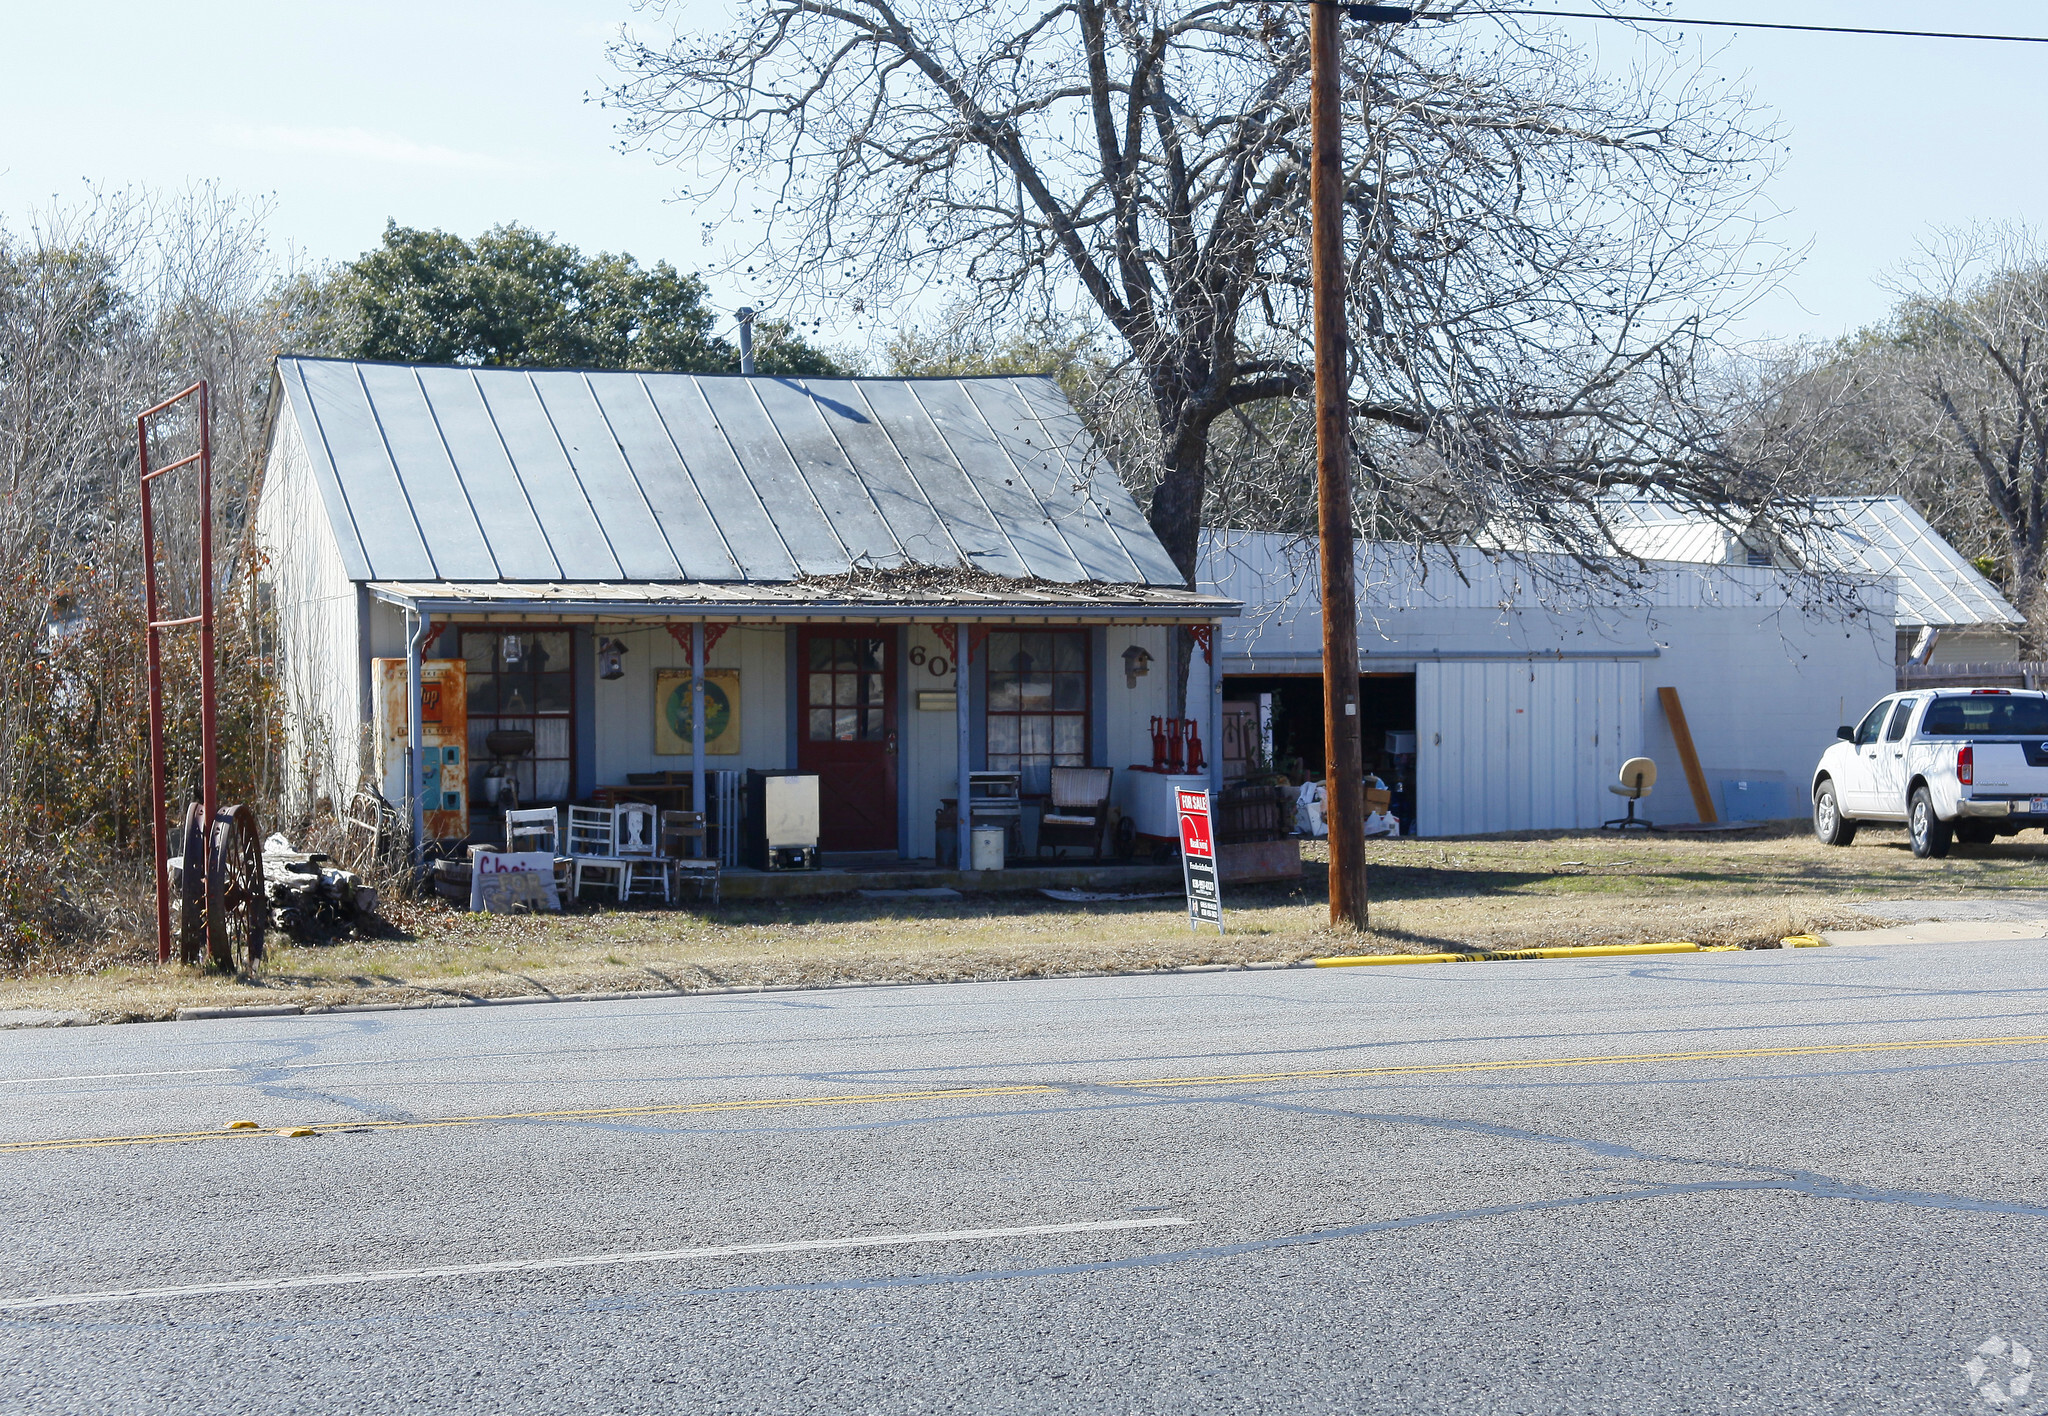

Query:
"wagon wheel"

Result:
[[206, 804, 266, 971], [175, 800, 208, 965]]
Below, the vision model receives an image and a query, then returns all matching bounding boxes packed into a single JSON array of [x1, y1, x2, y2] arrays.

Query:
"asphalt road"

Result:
[[2, 937, 2045, 1414]]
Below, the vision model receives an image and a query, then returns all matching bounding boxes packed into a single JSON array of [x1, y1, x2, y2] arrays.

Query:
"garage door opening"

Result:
[[1222, 673, 1418, 828]]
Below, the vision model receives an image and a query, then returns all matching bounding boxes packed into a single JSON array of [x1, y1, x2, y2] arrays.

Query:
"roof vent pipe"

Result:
[[738, 307, 755, 376]]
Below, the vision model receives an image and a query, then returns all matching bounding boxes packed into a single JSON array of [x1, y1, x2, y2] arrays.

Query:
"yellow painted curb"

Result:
[[1315, 941, 1706, 968], [1781, 934, 1828, 948]]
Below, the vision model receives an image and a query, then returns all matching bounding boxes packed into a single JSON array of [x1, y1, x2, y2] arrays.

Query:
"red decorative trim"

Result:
[[1190, 623, 1214, 665], [930, 624, 958, 661], [968, 624, 991, 665], [664, 622, 733, 671], [422, 619, 446, 654]]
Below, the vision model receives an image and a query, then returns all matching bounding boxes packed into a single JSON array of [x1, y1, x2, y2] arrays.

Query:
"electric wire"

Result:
[[1457, 10, 2048, 44]]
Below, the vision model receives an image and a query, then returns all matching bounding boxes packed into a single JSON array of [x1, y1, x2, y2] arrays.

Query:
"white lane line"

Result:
[[0, 1217, 1191, 1313], [0, 1068, 236, 1087]]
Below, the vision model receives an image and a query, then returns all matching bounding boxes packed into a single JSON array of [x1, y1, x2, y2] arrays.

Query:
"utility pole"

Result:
[[1312, 2, 1409, 932]]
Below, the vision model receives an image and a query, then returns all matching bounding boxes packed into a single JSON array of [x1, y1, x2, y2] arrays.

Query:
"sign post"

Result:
[[1177, 788, 1223, 934]]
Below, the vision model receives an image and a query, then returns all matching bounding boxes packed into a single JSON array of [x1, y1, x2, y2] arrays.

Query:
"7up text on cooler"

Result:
[[1177, 788, 1223, 933]]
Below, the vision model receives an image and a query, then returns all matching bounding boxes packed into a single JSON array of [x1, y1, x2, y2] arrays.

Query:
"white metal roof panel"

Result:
[[1010, 376, 1181, 586], [411, 367, 560, 579], [1603, 495, 2022, 628], [273, 357, 1182, 588], [291, 359, 436, 580]]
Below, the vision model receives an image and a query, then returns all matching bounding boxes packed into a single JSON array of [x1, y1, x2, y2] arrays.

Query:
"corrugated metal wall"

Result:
[[1415, 661, 1642, 836]]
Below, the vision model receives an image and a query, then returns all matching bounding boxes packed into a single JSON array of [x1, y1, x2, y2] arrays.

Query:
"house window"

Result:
[[986, 630, 1089, 794], [806, 635, 889, 740], [461, 629, 574, 804]]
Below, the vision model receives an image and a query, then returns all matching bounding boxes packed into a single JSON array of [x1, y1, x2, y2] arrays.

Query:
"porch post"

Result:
[[1209, 618, 1225, 795], [956, 617, 973, 869], [690, 620, 706, 858]]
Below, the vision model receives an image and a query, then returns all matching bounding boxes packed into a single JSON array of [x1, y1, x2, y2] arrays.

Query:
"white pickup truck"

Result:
[[1812, 688, 2048, 857]]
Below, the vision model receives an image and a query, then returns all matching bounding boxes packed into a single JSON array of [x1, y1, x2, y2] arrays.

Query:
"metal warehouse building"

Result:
[[1196, 530, 1898, 836]]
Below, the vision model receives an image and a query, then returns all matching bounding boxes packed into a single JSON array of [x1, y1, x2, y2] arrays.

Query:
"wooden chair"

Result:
[[613, 802, 669, 903], [661, 810, 721, 906], [503, 807, 560, 856], [568, 806, 628, 902], [1037, 766, 1114, 859]]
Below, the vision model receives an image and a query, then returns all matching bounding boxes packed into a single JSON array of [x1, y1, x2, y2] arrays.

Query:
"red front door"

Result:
[[797, 628, 899, 851]]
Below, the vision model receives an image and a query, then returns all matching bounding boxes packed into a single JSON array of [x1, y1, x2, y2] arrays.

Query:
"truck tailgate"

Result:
[[1967, 741, 2048, 793]]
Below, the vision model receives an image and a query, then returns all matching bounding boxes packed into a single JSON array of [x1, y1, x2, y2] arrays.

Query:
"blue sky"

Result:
[[3, 0, 2044, 353]]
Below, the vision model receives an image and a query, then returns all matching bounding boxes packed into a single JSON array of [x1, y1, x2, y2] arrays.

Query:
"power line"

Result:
[[1458, 10, 2048, 44]]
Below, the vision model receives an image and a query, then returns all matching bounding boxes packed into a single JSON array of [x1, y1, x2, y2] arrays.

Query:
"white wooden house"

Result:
[[252, 356, 1237, 863]]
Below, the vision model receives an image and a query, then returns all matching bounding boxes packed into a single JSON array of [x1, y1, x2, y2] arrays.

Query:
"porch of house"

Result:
[[372, 580, 1241, 899]]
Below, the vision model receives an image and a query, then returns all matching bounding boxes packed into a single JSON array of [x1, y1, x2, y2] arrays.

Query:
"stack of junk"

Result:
[[261, 834, 381, 940]]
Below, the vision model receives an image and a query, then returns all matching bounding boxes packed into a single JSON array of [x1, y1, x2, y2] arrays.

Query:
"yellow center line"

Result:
[[7, 1034, 2046, 1155]]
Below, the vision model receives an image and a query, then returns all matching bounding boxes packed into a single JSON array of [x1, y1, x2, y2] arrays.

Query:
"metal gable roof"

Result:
[[272, 356, 1184, 589], [1601, 495, 2024, 630]]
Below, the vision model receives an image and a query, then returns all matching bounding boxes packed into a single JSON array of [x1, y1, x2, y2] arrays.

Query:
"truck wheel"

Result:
[[1909, 787, 1952, 859], [1812, 781, 1856, 847], [1956, 822, 1997, 847]]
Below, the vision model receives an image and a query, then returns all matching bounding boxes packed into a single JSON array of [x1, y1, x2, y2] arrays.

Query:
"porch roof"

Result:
[[367, 579, 1238, 624]]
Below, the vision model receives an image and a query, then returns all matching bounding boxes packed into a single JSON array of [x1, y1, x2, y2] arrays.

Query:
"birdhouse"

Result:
[[1122, 644, 1153, 688]]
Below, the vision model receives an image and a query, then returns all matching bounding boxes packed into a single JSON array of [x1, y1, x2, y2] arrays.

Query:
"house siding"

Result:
[[254, 403, 366, 815]]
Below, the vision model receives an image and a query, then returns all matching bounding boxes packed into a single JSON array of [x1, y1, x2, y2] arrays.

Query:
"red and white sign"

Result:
[[1176, 789, 1222, 931]]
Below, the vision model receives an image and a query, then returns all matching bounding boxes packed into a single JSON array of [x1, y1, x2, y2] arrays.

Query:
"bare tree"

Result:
[[1754, 226, 2048, 643], [608, 0, 1787, 587], [0, 187, 283, 964]]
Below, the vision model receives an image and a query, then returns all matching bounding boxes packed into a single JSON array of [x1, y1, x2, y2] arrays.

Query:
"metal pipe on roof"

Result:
[[738, 308, 755, 376]]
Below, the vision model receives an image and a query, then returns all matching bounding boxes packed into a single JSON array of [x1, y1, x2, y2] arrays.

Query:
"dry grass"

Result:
[[6, 820, 2038, 1023]]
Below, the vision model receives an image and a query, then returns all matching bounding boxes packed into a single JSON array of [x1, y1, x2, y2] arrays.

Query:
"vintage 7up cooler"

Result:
[[1177, 788, 1222, 933], [374, 658, 468, 841]]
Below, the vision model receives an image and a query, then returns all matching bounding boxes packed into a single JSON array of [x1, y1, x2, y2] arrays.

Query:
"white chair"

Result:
[[567, 806, 615, 857], [568, 806, 627, 902], [613, 802, 670, 904], [1603, 757, 1658, 831], [503, 807, 560, 856]]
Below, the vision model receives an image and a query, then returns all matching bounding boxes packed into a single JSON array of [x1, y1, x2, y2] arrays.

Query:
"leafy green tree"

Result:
[[300, 221, 838, 375]]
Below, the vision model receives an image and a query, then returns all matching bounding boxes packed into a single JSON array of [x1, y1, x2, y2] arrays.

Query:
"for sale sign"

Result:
[[1177, 788, 1223, 933]]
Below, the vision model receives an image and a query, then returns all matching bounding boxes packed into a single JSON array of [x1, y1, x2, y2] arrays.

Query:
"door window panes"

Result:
[[806, 636, 888, 740]]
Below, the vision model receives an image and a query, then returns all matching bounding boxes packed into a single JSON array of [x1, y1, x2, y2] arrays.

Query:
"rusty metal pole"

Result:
[[196, 381, 218, 831], [138, 415, 171, 963], [1311, 0, 1367, 931]]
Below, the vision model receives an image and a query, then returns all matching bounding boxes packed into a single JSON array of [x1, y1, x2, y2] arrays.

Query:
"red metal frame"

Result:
[[138, 382, 216, 965]]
